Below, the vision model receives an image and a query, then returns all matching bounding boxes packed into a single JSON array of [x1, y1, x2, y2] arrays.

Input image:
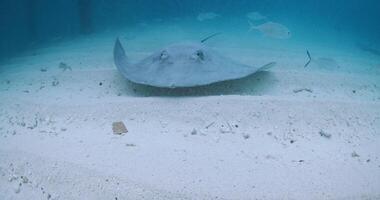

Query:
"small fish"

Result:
[[249, 21, 291, 39], [304, 50, 312, 68], [246, 12, 267, 21], [197, 12, 221, 22]]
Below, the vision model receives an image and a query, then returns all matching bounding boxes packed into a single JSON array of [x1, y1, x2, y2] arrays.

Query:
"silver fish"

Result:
[[246, 12, 267, 21], [197, 12, 221, 22], [249, 21, 291, 39]]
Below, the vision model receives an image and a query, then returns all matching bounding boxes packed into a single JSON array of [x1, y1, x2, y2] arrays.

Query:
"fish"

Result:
[[197, 12, 221, 22], [249, 21, 291, 39], [113, 37, 276, 88], [303, 51, 339, 69], [246, 12, 267, 21], [304, 50, 312, 68]]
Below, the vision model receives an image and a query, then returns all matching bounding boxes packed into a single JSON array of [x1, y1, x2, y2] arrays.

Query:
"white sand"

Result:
[[1, 20, 380, 199]]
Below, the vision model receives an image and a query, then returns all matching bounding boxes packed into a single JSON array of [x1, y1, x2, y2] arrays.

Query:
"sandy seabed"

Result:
[[1, 21, 380, 199]]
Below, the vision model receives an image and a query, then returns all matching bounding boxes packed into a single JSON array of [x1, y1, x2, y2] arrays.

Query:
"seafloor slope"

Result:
[[0, 22, 380, 199]]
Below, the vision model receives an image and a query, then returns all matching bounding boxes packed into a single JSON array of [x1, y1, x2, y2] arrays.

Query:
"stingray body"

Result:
[[114, 38, 276, 88]]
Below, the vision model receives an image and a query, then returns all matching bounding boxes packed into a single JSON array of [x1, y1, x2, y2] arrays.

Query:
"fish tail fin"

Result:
[[114, 38, 131, 76], [258, 62, 277, 71], [304, 50, 312, 68]]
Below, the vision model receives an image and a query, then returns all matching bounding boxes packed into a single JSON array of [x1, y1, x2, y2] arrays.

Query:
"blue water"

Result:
[[1, 0, 380, 60]]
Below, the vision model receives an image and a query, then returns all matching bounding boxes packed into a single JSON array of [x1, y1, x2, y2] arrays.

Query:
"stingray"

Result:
[[114, 35, 276, 88]]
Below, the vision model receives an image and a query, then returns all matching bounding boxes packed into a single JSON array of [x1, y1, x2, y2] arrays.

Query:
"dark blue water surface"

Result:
[[1, 0, 380, 60]]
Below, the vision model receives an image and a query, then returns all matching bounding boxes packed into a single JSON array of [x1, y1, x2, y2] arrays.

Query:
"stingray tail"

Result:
[[258, 62, 277, 71], [201, 32, 222, 43], [114, 38, 131, 76]]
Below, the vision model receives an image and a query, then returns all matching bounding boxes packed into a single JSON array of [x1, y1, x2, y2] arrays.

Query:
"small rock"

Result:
[[191, 129, 197, 135], [243, 134, 250, 139], [319, 130, 332, 139], [40, 68, 47, 72], [99, 82, 103, 86], [21, 176, 28, 183], [112, 121, 128, 135], [126, 143, 136, 147]]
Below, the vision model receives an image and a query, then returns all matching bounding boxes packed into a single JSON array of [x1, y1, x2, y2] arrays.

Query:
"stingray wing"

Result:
[[114, 39, 276, 88]]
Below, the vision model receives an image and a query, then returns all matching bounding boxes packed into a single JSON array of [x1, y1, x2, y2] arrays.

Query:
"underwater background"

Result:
[[1, 1, 380, 199], [1, 0, 380, 60]]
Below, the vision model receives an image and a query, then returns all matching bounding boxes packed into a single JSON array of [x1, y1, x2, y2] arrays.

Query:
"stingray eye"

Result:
[[160, 50, 169, 60], [196, 50, 205, 60]]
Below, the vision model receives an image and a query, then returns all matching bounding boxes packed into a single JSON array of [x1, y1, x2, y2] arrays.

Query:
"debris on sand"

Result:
[[20, 176, 29, 184], [59, 62, 72, 72], [52, 80, 59, 87], [205, 122, 215, 129], [319, 130, 331, 139], [293, 88, 313, 93], [351, 151, 360, 158], [112, 121, 128, 135], [27, 117, 38, 130], [219, 122, 234, 134], [40, 68, 47, 72]]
